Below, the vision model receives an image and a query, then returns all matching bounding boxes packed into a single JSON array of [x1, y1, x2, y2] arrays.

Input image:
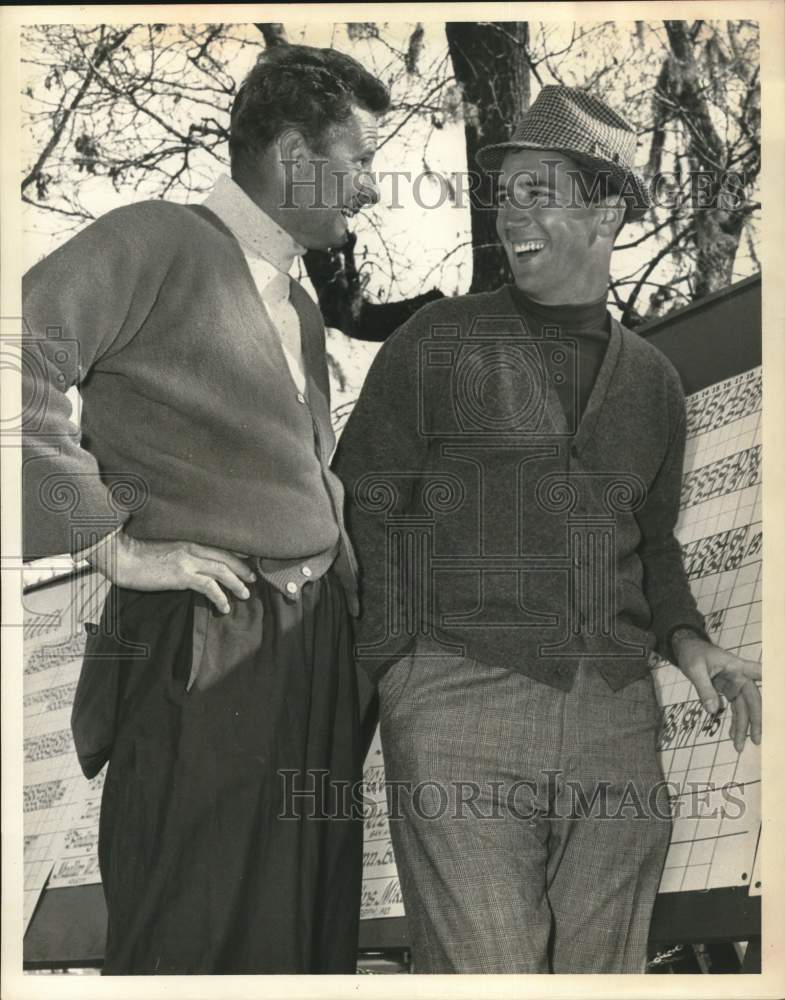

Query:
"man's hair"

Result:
[[229, 44, 390, 169]]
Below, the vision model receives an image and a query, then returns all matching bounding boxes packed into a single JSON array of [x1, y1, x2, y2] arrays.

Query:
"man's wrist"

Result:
[[83, 526, 127, 571], [669, 625, 711, 664], [74, 525, 123, 563]]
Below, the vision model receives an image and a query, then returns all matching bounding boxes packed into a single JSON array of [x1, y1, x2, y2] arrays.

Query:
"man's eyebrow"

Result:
[[505, 173, 554, 188]]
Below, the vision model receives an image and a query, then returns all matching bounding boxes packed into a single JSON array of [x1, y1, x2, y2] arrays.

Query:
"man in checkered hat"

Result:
[[334, 86, 761, 973]]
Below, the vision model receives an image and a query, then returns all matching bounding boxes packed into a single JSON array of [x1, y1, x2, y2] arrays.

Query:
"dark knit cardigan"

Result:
[[334, 287, 707, 690], [22, 199, 358, 609]]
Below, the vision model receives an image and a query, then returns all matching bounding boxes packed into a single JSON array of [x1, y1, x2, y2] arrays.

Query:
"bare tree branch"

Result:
[[21, 25, 136, 194]]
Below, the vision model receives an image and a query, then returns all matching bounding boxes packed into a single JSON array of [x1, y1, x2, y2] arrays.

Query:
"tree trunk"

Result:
[[255, 21, 533, 334], [445, 21, 530, 293], [254, 24, 288, 47], [253, 21, 443, 340], [303, 236, 443, 341], [651, 21, 759, 300]]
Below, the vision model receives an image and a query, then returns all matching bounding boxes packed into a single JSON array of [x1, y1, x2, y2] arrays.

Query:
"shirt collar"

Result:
[[203, 174, 305, 273]]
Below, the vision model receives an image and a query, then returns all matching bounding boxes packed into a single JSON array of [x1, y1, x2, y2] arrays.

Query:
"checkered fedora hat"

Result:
[[477, 86, 650, 221]]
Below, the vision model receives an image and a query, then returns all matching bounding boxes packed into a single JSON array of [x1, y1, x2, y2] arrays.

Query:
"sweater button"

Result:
[[296, 392, 306, 404], [286, 581, 299, 595], [301, 565, 312, 578]]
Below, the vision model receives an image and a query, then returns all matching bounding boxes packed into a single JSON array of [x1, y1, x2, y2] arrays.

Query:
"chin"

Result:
[[509, 270, 539, 293], [329, 228, 351, 250], [509, 261, 550, 292], [305, 223, 350, 252]]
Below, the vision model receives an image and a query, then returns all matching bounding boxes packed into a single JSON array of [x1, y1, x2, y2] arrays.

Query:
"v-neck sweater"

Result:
[[334, 286, 707, 691], [22, 198, 359, 611], [507, 285, 610, 423]]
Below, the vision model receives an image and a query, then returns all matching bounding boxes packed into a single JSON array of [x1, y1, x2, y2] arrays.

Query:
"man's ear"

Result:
[[277, 128, 309, 170], [597, 198, 625, 240]]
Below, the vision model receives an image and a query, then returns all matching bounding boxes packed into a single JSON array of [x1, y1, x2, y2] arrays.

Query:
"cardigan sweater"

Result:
[[22, 198, 359, 610], [333, 286, 707, 691], [204, 174, 308, 393], [507, 285, 610, 422]]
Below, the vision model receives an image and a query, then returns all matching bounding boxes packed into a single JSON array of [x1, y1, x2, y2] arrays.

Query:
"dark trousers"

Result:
[[79, 571, 362, 974]]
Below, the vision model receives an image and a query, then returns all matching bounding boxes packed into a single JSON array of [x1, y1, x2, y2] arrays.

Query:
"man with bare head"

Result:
[[23, 44, 388, 974]]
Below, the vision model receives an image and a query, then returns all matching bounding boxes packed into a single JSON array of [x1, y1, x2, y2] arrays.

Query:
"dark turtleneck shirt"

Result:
[[508, 284, 611, 426]]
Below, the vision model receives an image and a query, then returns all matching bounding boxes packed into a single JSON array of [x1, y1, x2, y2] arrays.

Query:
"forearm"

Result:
[[642, 536, 708, 661], [638, 398, 706, 660]]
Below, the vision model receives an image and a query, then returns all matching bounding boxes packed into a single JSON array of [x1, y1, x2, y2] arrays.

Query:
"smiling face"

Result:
[[278, 104, 380, 250], [496, 148, 622, 304]]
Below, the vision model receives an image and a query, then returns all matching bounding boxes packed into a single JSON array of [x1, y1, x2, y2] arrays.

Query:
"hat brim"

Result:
[[476, 141, 650, 222]]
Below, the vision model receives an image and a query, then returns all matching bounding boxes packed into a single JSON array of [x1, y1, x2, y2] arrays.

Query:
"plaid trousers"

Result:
[[378, 648, 672, 973]]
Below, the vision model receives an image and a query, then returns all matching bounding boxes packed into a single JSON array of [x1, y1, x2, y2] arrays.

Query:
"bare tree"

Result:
[[21, 19, 760, 340], [22, 25, 136, 201], [444, 21, 531, 292], [644, 20, 760, 305]]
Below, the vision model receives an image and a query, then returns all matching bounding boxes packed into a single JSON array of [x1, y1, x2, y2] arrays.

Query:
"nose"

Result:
[[356, 170, 380, 209], [498, 201, 536, 235], [501, 189, 539, 219]]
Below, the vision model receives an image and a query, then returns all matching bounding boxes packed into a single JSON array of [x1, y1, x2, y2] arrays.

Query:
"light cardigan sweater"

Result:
[[22, 198, 358, 610], [204, 174, 308, 394], [334, 287, 708, 691]]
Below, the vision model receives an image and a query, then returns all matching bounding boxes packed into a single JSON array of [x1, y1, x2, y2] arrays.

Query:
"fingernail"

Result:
[[241, 587, 250, 599], [223, 603, 231, 614]]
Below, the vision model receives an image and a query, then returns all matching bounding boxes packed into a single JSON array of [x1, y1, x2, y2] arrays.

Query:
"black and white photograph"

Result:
[[1, 3, 783, 997]]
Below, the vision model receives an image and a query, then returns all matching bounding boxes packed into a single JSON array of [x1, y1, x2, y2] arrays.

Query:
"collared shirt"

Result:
[[204, 175, 308, 393], [73, 177, 308, 564], [200, 175, 345, 597]]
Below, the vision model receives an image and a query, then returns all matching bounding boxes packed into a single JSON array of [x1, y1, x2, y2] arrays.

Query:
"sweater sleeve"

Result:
[[22, 204, 169, 559], [332, 313, 431, 683], [637, 381, 708, 661]]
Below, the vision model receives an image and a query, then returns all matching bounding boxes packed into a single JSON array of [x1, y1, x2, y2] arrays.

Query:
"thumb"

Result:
[[688, 659, 722, 715]]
